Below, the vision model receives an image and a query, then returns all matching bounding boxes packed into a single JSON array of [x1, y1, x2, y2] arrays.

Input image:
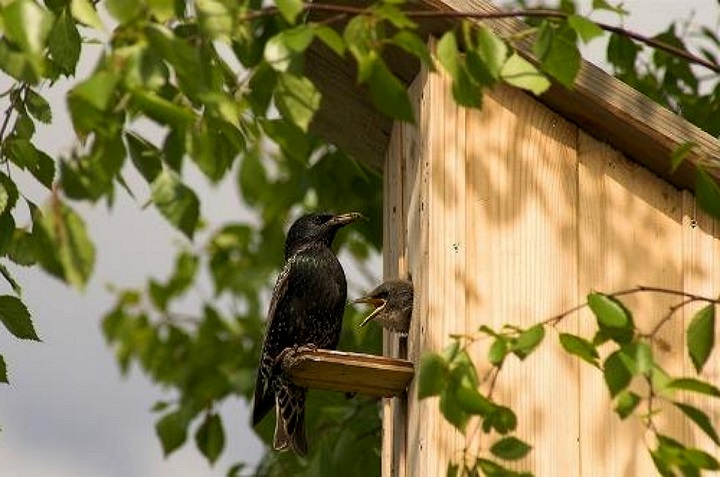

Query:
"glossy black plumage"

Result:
[[252, 212, 360, 456], [354, 279, 414, 335]]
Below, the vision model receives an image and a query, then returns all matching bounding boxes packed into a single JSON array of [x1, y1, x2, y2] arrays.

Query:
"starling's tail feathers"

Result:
[[273, 381, 307, 456], [251, 357, 275, 426]]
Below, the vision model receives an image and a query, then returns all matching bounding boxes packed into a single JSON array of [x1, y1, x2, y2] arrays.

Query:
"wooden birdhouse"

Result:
[[284, 0, 720, 475]]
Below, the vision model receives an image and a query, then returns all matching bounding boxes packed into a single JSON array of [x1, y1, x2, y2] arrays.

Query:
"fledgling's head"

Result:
[[354, 279, 414, 334], [285, 212, 362, 257]]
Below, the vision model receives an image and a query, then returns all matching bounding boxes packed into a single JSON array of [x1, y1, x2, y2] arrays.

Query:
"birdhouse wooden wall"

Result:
[[381, 67, 720, 476]]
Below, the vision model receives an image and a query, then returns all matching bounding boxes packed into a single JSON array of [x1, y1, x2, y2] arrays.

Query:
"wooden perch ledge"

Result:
[[281, 348, 414, 398]]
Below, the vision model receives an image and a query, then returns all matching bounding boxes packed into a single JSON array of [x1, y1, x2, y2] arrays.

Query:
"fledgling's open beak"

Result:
[[353, 296, 387, 327]]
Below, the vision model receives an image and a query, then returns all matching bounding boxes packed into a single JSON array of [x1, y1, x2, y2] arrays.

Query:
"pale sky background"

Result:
[[0, 2, 717, 477]]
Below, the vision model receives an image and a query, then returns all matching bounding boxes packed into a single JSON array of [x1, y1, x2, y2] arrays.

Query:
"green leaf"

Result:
[[25, 89, 52, 124], [275, 73, 321, 132], [667, 378, 720, 398], [106, 0, 141, 23], [607, 33, 640, 72], [0, 172, 19, 217], [276, 0, 304, 24], [634, 341, 653, 376], [418, 352, 447, 399], [264, 26, 315, 72], [592, 0, 628, 14], [392, 30, 432, 67], [587, 292, 634, 343], [476, 26, 507, 79], [0, 354, 7, 383], [490, 436, 532, 461], [501, 53, 551, 95], [513, 324, 545, 359], [367, 59, 415, 122], [683, 448, 720, 470], [130, 90, 195, 127], [0, 295, 39, 340], [437, 31, 460, 77], [314, 25, 346, 56], [455, 381, 494, 415], [483, 405, 517, 435], [670, 141, 696, 173], [568, 15, 604, 44], [126, 132, 162, 183], [603, 350, 632, 397], [559, 333, 599, 366], [0, 263, 22, 295], [674, 401, 720, 445], [71, 0, 104, 29], [48, 6, 81, 75], [156, 409, 190, 456], [614, 390, 641, 419], [488, 337, 508, 365], [534, 22, 580, 88], [195, 413, 225, 465], [687, 304, 715, 373], [3, 0, 52, 56], [150, 169, 200, 240], [40, 201, 95, 289]]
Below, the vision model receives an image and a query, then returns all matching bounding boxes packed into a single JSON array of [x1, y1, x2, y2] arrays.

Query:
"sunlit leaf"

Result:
[[568, 15, 604, 44], [275, 73, 321, 132], [513, 324, 545, 359], [534, 22, 580, 88], [501, 53, 550, 95], [587, 292, 634, 343], [276, 0, 304, 24], [559, 333, 599, 367], [488, 337, 508, 365], [667, 378, 720, 398], [70, 0, 104, 30]]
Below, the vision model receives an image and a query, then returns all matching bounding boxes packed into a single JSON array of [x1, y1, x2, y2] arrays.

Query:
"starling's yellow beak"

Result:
[[353, 297, 387, 327], [329, 212, 363, 226]]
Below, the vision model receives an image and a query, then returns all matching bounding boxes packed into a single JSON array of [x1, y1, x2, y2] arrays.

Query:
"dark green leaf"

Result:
[[614, 390, 641, 419], [446, 462, 459, 477], [126, 132, 162, 183], [696, 167, 720, 220], [683, 448, 720, 470], [150, 169, 200, 239], [155, 409, 190, 456], [0, 354, 7, 383], [607, 33, 640, 72], [367, 59, 415, 122], [686, 303, 715, 373], [592, 0, 628, 14], [392, 31, 433, 67], [559, 333, 599, 366], [25, 89, 52, 123], [195, 413, 225, 465], [501, 53, 550, 95], [0, 172, 19, 217], [483, 405, 517, 435], [455, 381, 494, 415], [0, 295, 39, 340], [513, 324, 545, 360], [48, 7, 81, 75], [670, 142, 697, 173], [490, 436, 532, 461], [667, 378, 720, 398], [0, 263, 22, 295], [475, 26, 507, 79], [440, 387, 470, 432], [603, 350, 632, 397], [674, 401, 720, 445], [534, 22, 580, 88], [418, 352, 447, 399], [373, 3, 416, 29]]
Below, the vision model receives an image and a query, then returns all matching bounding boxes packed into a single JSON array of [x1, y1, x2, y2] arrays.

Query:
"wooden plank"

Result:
[[283, 349, 414, 397], [464, 82, 580, 475], [576, 131, 685, 475], [305, 0, 720, 191]]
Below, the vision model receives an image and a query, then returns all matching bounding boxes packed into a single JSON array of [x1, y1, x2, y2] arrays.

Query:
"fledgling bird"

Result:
[[354, 279, 414, 335], [252, 212, 361, 456]]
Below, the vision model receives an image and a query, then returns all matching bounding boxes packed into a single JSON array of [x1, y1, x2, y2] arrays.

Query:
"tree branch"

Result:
[[239, 5, 720, 73]]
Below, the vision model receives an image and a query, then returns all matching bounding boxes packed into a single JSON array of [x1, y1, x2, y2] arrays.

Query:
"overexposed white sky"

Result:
[[0, 1, 718, 477]]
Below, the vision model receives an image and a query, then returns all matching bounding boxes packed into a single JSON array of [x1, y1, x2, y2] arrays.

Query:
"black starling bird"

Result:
[[252, 212, 361, 456], [354, 279, 414, 335]]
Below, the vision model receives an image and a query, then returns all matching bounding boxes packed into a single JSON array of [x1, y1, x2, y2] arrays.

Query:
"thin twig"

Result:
[[238, 5, 720, 73]]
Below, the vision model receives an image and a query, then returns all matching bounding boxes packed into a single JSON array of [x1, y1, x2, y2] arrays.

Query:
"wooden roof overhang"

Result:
[[307, 0, 720, 191]]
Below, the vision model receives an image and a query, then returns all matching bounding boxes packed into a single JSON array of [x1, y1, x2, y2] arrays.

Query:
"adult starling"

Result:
[[354, 279, 414, 335], [252, 212, 361, 456]]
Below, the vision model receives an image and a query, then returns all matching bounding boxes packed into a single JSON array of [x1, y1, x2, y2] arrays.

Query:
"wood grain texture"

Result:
[[306, 0, 720, 190], [283, 349, 414, 397]]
